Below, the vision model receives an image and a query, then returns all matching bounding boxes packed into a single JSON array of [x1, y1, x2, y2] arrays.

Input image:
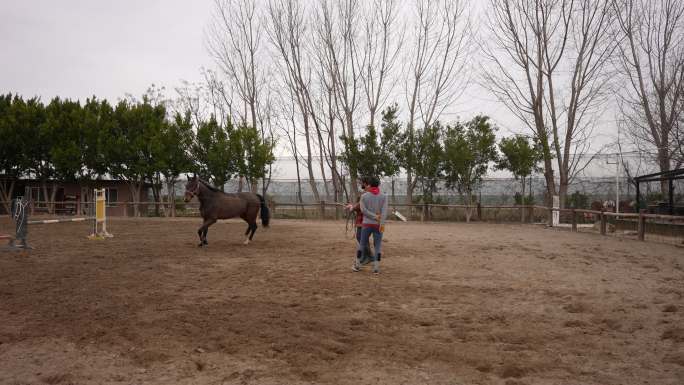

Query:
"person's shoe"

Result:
[[352, 264, 361, 272], [360, 255, 371, 265], [372, 268, 380, 275]]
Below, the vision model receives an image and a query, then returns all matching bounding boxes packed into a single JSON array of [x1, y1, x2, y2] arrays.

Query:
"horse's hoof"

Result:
[[243, 239, 250, 245], [198, 243, 204, 247]]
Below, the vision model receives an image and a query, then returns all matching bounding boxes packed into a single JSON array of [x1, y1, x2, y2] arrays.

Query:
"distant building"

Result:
[[0, 178, 151, 216]]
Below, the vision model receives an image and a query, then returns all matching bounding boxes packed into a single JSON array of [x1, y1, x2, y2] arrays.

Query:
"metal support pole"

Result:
[[669, 179, 674, 215], [616, 155, 620, 214], [600, 210, 607, 236]]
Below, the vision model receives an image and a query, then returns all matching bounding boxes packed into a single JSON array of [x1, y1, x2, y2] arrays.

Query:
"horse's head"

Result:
[[184, 175, 200, 202]]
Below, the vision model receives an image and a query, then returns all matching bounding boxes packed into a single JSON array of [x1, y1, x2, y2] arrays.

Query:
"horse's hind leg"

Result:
[[242, 221, 257, 245], [248, 222, 258, 241]]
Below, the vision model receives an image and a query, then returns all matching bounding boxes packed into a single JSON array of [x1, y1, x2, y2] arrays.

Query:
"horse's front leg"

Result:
[[198, 218, 217, 247]]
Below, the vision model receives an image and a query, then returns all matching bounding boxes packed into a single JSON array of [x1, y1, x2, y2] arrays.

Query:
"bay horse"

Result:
[[184, 176, 270, 246]]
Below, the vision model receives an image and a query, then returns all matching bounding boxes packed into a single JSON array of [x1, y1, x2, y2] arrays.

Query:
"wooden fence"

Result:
[[2, 199, 543, 222], [535, 205, 684, 244], [3, 200, 683, 244], [268, 201, 548, 223]]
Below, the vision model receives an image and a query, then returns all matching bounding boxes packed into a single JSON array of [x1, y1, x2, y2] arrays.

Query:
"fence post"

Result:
[[520, 206, 524, 223], [547, 207, 553, 227], [571, 209, 577, 232], [600, 209, 606, 235], [320, 200, 326, 220], [638, 209, 646, 241], [552, 195, 560, 226], [477, 202, 482, 221]]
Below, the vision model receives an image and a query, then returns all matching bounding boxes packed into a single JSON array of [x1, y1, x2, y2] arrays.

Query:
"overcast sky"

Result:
[[1, 1, 626, 179], [1, 0, 214, 102]]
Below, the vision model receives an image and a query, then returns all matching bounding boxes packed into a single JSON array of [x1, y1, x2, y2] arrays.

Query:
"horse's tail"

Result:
[[257, 194, 270, 227]]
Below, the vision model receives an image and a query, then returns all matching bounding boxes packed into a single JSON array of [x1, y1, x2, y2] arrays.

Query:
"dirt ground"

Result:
[[0, 217, 683, 385]]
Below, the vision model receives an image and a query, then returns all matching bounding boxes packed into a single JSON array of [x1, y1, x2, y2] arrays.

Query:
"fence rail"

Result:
[[532, 205, 684, 244], [3, 200, 682, 245]]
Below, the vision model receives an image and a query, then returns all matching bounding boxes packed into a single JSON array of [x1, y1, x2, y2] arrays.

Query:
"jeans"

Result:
[[359, 226, 383, 262], [356, 227, 371, 259]]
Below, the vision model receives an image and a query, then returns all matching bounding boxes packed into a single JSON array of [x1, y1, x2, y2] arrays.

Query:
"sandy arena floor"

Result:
[[0, 217, 683, 385]]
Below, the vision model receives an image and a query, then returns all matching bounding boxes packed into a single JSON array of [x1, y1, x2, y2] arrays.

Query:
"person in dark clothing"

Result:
[[346, 177, 372, 265]]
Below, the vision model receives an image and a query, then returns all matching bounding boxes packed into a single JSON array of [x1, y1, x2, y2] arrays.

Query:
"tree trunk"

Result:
[[136, 182, 143, 217], [463, 192, 472, 223], [167, 179, 176, 217], [40, 181, 57, 215], [344, 114, 358, 202], [658, 151, 671, 195], [521, 177, 527, 223], [391, 178, 396, 204], [327, 110, 340, 204], [304, 118, 320, 203], [406, 172, 414, 204], [294, 153, 303, 204], [558, 173, 569, 210], [49, 182, 58, 215], [128, 181, 141, 217], [151, 180, 161, 217], [263, 163, 273, 197], [40, 181, 48, 214], [80, 185, 90, 216], [0, 179, 16, 215], [317, 131, 331, 201]]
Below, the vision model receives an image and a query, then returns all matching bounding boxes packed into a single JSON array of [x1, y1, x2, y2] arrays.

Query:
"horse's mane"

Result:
[[198, 178, 222, 193]]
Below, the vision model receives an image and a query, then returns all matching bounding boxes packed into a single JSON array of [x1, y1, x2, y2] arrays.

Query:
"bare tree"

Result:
[[675, 93, 684, 165], [613, 0, 684, 193], [208, 0, 278, 194], [483, 0, 616, 207], [256, 83, 277, 194], [314, 0, 364, 198], [361, 0, 403, 128], [172, 81, 201, 123], [267, 0, 322, 202], [317, 64, 345, 202], [202, 68, 237, 127], [403, 0, 472, 204], [279, 91, 305, 204], [208, 0, 265, 130]]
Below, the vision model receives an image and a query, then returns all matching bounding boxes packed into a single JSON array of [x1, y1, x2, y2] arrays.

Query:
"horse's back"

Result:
[[233, 192, 260, 203], [200, 194, 244, 219]]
